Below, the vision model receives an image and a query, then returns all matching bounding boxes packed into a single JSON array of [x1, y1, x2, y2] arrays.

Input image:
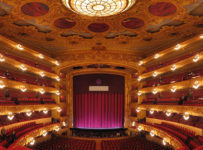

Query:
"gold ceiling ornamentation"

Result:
[[62, 0, 136, 17]]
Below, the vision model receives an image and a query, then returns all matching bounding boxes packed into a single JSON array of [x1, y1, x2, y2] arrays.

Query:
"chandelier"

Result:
[[62, 0, 136, 17]]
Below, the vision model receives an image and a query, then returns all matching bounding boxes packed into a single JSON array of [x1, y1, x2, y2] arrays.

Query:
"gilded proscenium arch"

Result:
[[63, 68, 133, 131]]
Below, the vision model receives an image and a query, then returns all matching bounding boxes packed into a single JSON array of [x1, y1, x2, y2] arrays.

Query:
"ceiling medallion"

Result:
[[62, 0, 136, 17]]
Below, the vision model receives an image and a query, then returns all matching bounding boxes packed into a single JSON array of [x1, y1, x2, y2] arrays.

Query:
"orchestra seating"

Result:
[[32, 137, 96, 150], [101, 137, 172, 150]]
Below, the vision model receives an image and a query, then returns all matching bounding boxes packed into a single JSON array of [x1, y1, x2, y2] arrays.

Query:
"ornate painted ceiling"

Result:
[[0, 0, 203, 59]]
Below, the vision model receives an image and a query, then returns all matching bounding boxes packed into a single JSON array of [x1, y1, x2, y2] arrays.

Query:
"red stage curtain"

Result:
[[74, 92, 124, 129]]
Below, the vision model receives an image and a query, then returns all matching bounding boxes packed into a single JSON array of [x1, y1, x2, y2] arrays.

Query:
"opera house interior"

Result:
[[0, 0, 203, 150]]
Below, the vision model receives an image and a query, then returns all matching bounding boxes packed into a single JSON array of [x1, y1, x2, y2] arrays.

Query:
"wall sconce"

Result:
[[56, 76, 60, 82], [138, 61, 143, 66], [43, 108, 48, 114], [138, 125, 142, 131], [170, 86, 177, 93], [150, 109, 154, 114], [20, 64, 27, 71], [55, 61, 60, 66], [56, 90, 60, 95], [183, 112, 190, 120], [137, 91, 142, 96], [17, 44, 24, 50], [153, 71, 158, 77], [57, 107, 62, 112], [174, 44, 181, 50], [171, 64, 176, 71], [0, 54, 5, 62], [136, 108, 140, 113], [137, 76, 142, 81], [39, 89, 45, 94], [193, 81, 200, 89], [38, 54, 44, 59], [55, 126, 60, 132], [154, 53, 159, 59], [30, 137, 35, 145], [62, 121, 67, 127], [8, 112, 14, 120], [163, 138, 167, 145], [26, 110, 32, 117], [166, 110, 172, 117], [20, 85, 27, 92], [193, 54, 200, 62], [42, 130, 47, 137], [0, 80, 5, 89], [200, 35, 203, 39], [40, 71, 45, 77], [150, 130, 155, 137], [152, 88, 158, 95]]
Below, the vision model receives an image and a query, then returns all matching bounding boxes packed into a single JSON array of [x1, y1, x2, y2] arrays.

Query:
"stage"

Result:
[[70, 128, 128, 138]]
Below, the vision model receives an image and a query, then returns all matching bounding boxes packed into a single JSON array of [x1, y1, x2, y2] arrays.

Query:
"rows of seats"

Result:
[[0, 111, 51, 126], [101, 137, 172, 150], [0, 69, 54, 88], [142, 49, 202, 74], [146, 122, 203, 149], [2, 52, 55, 74], [32, 137, 96, 150], [146, 111, 203, 128]]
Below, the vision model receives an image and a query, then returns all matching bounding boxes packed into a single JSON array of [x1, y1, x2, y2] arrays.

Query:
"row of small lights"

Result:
[[0, 80, 60, 95], [137, 53, 201, 82], [136, 108, 190, 120], [138, 34, 203, 67], [16, 44, 60, 66], [29, 122, 67, 146], [0, 53, 60, 82], [7, 107, 62, 121], [137, 80, 200, 96]]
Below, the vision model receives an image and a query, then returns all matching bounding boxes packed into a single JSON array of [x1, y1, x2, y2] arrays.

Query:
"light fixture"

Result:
[[62, 0, 136, 17], [17, 44, 24, 50], [20, 85, 27, 92], [38, 54, 44, 59], [20, 64, 27, 71], [166, 110, 172, 117], [40, 71, 45, 77], [56, 76, 60, 82], [200, 35, 203, 39], [56, 90, 60, 95], [170, 86, 177, 93], [138, 61, 143, 66], [193, 81, 200, 89], [154, 53, 159, 59], [0, 54, 5, 62], [62, 121, 67, 127], [138, 125, 142, 131], [183, 112, 190, 120], [55, 126, 60, 132], [30, 137, 35, 145], [152, 88, 158, 95], [8, 112, 14, 120], [136, 107, 140, 113], [42, 130, 47, 137], [137, 91, 142, 96], [26, 110, 32, 117], [171, 64, 176, 71], [193, 54, 200, 62], [153, 71, 158, 77], [0, 80, 5, 89], [150, 109, 154, 114], [43, 108, 48, 114], [150, 130, 155, 137], [163, 138, 167, 145], [57, 107, 62, 112], [39, 89, 45, 94], [137, 76, 142, 82], [174, 44, 181, 50], [55, 61, 59, 66]]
